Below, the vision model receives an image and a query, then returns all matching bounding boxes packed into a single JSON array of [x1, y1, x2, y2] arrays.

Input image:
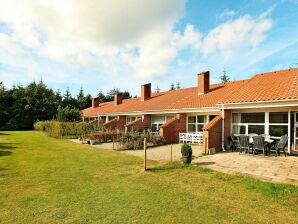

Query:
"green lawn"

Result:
[[0, 131, 298, 224]]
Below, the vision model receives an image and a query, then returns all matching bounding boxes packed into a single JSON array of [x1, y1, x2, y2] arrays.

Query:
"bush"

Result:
[[181, 144, 192, 157], [34, 120, 102, 138], [89, 130, 122, 143], [116, 130, 165, 150]]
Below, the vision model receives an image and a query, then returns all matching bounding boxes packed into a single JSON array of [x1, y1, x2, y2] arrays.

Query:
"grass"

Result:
[[0, 131, 298, 224]]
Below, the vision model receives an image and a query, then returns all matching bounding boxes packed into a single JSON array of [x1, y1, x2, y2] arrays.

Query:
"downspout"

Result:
[[221, 104, 225, 151]]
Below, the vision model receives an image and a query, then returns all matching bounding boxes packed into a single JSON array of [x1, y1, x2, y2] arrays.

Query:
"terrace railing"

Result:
[[179, 132, 203, 144]]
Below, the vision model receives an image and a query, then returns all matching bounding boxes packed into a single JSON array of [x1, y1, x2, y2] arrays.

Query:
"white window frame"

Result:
[[187, 115, 209, 133], [126, 116, 140, 124], [151, 115, 174, 132]]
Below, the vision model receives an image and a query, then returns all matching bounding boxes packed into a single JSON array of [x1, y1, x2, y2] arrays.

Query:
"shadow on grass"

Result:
[[0, 143, 17, 157], [194, 161, 216, 166], [0, 168, 9, 177], [147, 162, 213, 174], [0, 133, 10, 135]]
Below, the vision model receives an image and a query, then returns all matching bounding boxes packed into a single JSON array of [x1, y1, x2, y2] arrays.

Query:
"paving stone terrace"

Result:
[[193, 152, 298, 186], [70, 140, 298, 186]]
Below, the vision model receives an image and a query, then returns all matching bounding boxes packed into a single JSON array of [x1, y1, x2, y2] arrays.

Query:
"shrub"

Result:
[[34, 120, 102, 138], [116, 130, 165, 150], [181, 144, 192, 157]]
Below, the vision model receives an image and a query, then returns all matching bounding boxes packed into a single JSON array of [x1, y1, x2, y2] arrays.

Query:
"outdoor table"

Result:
[[249, 137, 274, 156]]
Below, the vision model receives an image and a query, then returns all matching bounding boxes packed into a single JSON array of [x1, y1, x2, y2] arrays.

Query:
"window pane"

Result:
[[232, 113, 241, 123], [152, 116, 165, 124], [209, 115, 217, 121], [269, 112, 288, 123], [241, 113, 265, 123], [248, 125, 264, 135], [197, 124, 204, 132], [232, 125, 246, 134], [269, 125, 288, 137], [188, 116, 196, 123], [188, 124, 196, 132], [151, 124, 158, 132], [166, 116, 173, 121], [197, 115, 207, 123]]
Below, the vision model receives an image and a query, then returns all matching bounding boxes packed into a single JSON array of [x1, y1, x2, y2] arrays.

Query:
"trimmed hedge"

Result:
[[34, 120, 102, 138]]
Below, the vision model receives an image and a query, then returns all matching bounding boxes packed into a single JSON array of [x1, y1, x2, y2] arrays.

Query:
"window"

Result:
[[187, 115, 207, 133], [269, 112, 288, 123], [269, 125, 288, 136], [232, 112, 289, 138], [248, 125, 265, 135], [269, 112, 288, 137], [126, 116, 140, 124], [151, 115, 173, 132], [232, 113, 264, 123], [232, 112, 265, 135], [232, 125, 246, 134]]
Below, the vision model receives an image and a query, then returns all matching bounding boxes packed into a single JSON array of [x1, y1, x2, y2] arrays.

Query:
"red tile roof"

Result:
[[82, 68, 298, 116], [82, 80, 246, 116], [219, 68, 298, 104]]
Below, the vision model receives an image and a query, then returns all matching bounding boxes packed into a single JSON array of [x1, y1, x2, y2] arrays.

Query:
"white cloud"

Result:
[[216, 9, 236, 20], [202, 14, 272, 58], [0, 0, 186, 78]]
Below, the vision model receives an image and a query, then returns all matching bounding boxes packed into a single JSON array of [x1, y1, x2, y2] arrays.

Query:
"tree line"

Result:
[[0, 81, 131, 130]]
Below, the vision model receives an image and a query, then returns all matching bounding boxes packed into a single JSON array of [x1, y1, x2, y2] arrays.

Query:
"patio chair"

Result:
[[270, 135, 288, 157], [230, 135, 240, 151], [238, 135, 250, 154], [252, 136, 265, 155]]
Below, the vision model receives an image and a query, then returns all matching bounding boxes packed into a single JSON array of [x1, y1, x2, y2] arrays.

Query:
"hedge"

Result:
[[34, 120, 102, 138]]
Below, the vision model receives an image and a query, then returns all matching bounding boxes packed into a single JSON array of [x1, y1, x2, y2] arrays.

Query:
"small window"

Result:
[[241, 113, 265, 123], [269, 125, 288, 137], [197, 115, 207, 123], [269, 112, 288, 123], [188, 124, 196, 132], [248, 125, 265, 135], [188, 116, 196, 123], [232, 125, 246, 134], [197, 124, 204, 132]]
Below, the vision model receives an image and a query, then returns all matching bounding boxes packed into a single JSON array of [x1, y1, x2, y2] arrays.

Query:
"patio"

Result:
[[193, 152, 298, 186]]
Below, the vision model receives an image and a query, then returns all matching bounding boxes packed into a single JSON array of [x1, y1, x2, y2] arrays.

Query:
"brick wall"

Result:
[[103, 116, 126, 131], [125, 115, 151, 132], [159, 113, 187, 143], [203, 115, 222, 153]]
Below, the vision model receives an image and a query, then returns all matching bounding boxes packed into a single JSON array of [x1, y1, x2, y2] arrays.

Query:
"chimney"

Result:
[[198, 71, 210, 94], [114, 93, 123, 106], [92, 98, 100, 108], [141, 83, 151, 101]]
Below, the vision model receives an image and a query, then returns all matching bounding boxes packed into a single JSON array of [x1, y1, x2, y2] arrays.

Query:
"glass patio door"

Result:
[[294, 113, 298, 151]]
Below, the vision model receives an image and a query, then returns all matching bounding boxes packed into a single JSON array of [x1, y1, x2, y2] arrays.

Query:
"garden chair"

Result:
[[270, 135, 288, 157], [230, 134, 240, 151], [238, 135, 250, 154], [252, 136, 265, 155]]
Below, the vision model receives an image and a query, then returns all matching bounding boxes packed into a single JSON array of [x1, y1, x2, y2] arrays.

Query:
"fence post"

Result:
[[144, 138, 147, 171], [112, 136, 115, 150], [170, 144, 173, 162]]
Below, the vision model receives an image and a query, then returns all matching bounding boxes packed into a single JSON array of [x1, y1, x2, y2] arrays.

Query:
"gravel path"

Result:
[[69, 139, 203, 161]]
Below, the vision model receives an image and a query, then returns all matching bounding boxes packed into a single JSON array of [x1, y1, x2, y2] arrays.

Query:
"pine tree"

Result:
[[220, 69, 230, 82], [176, 81, 181, 90], [155, 85, 160, 93], [170, 82, 175, 91], [97, 89, 106, 102]]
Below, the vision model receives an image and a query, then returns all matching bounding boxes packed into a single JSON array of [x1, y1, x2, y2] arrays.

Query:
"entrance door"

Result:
[[294, 113, 298, 151]]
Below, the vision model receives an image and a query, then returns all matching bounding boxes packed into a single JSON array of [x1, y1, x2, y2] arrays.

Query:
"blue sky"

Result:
[[0, 0, 297, 97]]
